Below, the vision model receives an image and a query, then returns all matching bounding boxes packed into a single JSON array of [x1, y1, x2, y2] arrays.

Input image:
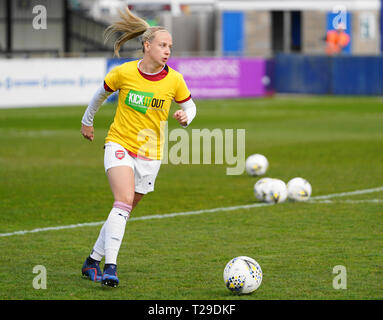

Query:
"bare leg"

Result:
[[107, 166, 135, 205], [132, 192, 145, 211], [107, 166, 145, 211]]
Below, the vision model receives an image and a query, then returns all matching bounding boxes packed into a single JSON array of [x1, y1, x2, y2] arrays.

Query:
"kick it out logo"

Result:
[[126, 90, 165, 114]]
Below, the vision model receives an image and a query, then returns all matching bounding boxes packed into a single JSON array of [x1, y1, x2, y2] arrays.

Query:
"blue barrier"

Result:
[[274, 54, 331, 94], [275, 54, 383, 95], [332, 56, 383, 95]]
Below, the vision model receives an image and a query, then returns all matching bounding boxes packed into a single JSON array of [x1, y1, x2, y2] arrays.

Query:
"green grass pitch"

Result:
[[0, 96, 382, 300]]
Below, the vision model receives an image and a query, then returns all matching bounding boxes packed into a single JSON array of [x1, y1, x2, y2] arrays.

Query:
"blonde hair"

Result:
[[104, 7, 168, 57]]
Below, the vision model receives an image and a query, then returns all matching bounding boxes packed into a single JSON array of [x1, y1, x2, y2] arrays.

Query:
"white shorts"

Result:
[[104, 141, 161, 194]]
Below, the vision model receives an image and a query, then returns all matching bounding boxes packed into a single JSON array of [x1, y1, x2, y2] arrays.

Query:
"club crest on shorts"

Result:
[[115, 150, 125, 160]]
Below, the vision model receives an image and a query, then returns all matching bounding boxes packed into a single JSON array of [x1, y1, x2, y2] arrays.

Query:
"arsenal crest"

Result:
[[115, 150, 125, 160]]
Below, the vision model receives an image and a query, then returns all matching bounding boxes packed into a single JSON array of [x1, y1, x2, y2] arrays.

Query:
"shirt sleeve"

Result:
[[81, 84, 113, 126], [174, 74, 191, 103], [104, 65, 121, 92], [178, 98, 196, 128]]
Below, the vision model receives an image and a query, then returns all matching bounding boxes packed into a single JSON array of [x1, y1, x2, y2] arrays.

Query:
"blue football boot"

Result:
[[101, 264, 119, 288], [82, 257, 102, 282]]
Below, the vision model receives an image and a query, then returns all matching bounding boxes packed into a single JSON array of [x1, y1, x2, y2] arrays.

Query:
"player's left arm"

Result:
[[173, 97, 197, 128]]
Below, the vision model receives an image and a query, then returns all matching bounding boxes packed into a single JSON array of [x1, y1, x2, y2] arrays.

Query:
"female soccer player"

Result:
[[80, 8, 196, 287]]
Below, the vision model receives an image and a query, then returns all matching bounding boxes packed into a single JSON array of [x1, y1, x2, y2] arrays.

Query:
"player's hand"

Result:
[[81, 124, 94, 141], [173, 110, 188, 127]]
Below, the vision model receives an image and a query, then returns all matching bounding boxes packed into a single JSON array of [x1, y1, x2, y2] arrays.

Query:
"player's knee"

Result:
[[114, 195, 134, 207]]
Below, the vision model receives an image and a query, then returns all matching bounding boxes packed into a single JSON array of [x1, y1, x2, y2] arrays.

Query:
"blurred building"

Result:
[[0, 0, 381, 57], [230, 0, 381, 56]]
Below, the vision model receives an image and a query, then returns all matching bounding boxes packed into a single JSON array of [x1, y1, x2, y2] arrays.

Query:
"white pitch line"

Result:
[[310, 186, 383, 200], [309, 199, 383, 204], [0, 221, 105, 238], [1, 186, 382, 238], [0, 203, 272, 238]]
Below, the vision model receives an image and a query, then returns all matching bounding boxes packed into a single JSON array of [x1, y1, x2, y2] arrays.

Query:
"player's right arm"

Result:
[[81, 65, 120, 141], [81, 82, 114, 141]]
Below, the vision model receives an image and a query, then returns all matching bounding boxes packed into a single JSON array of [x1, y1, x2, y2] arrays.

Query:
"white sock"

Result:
[[90, 223, 106, 261], [104, 202, 132, 265], [90, 202, 132, 264]]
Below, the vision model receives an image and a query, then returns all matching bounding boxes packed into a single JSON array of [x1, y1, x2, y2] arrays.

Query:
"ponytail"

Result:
[[104, 7, 168, 57]]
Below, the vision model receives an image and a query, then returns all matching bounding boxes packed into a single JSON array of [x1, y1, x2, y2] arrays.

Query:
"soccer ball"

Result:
[[223, 256, 263, 294], [245, 154, 269, 176], [265, 178, 288, 203], [287, 177, 312, 201], [253, 177, 274, 202]]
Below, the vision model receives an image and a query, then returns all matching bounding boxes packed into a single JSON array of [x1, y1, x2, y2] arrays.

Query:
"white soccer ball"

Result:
[[223, 256, 263, 294], [263, 178, 288, 204], [287, 177, 312, 202], [254, 178, 274, 202], [245, 154, 269, 176]]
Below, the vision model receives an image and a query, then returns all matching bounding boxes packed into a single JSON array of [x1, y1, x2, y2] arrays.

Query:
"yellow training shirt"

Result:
[[104, 60, 191, 160]]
